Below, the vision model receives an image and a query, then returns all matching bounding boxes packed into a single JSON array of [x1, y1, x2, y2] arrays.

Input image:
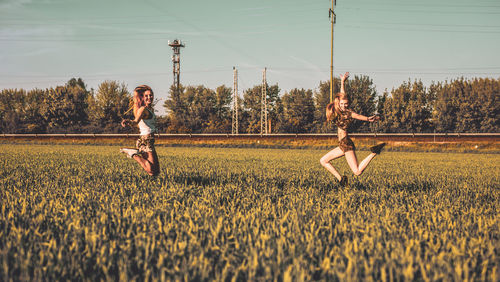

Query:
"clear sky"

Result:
[[1, 0, 499, 115]]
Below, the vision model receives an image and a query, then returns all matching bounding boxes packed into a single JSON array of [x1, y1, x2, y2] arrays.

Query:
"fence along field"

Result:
[[0, 144, 498, 280], [2, 133, 500, 153]]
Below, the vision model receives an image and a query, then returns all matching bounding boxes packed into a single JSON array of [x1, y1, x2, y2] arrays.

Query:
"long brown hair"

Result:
[[326, 92, 349, 121], [133, 85, 153, 108]]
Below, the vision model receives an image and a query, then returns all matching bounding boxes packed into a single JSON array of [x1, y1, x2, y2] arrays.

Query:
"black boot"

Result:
[[370, 143, 386, 154]]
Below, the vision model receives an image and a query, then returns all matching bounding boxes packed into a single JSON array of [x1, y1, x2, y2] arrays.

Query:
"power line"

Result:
[[2, 18, 499, 43], [0, 37, 171, 42], [341, 24, 500, 34], [1, 25, 498, 42], [1, 66, 499, 79], [351, 21, 500, 29], [345, 0, 500, 9], [342, 6, 500, 15], [0, 19, 180, 26], [2, 18, 500, 30]]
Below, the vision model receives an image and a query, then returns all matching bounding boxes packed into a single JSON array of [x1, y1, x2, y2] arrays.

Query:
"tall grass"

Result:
[[0, 145, 498, 280]]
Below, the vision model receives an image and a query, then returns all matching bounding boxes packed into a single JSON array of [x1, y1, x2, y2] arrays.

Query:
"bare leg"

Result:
[[132, 151, 160, 176], [344, 150, 376, 176], [320, 147, 345, 181]]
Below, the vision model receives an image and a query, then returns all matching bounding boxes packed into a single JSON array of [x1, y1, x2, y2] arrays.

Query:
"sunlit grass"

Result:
[[0, 145, 498, 280]]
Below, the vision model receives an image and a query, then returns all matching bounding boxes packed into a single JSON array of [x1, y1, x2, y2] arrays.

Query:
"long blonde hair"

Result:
[[124, 85, 153, 115], [133, 85, 153, 108], [326, 92, 349, 121]]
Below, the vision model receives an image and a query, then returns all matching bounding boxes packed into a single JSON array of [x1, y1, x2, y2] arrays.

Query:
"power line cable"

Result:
[[2, 68, 499, 84]]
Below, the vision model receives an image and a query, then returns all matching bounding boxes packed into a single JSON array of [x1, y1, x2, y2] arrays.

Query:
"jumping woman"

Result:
[[120, 85, 160, 176], [320, 72, 385, 187]]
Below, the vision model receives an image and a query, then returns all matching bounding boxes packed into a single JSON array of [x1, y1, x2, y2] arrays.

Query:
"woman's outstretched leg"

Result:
[[344, 143, 386, 176], [344, 151, 376, 176], [320, 147, 345, 181]]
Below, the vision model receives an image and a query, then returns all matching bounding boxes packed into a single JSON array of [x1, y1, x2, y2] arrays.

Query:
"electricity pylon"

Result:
[[232, 67, 239, 135]]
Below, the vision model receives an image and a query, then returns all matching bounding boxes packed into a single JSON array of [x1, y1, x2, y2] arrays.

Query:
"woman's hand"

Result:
[[340, 72, 350, 82], [367, 115, 381, 122], [121, 119, 130, 127]]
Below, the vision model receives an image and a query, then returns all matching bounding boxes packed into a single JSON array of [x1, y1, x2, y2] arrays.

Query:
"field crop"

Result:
[[0, 144, 498, 280]]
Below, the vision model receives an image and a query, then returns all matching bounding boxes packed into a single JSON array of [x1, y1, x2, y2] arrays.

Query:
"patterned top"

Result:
[[138, 107, 156, 136], [332, 109, 353, 130]]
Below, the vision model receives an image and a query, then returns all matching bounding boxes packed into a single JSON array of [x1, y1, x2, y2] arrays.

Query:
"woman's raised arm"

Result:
[[339, 72, 349, 94]]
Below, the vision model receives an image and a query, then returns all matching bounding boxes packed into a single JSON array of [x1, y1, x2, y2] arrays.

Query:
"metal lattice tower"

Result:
[[232, 67, 239, 135], [168, 39, 185, 91], [260, 68, 268, 135]]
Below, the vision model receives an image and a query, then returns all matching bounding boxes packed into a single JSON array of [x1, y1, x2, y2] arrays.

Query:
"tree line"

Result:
[[0, 76, 498, 134]]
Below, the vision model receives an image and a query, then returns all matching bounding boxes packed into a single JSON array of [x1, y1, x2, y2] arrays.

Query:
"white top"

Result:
[[138, 108, 156, 136]]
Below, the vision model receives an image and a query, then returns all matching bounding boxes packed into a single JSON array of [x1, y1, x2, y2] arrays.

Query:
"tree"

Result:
[[433, 77, 500, 133], [0, 88, 49, 133], [38, 81, 90, 133], [381, 80, 432, 132], [87, 80, 131, 133], [163, 84, 189, 133], [475, 78, 499, 132], [278, 88, 315, 133], [453, 78, 478, 132], [204, 85, 232, 133], [23, 89, 46, 133], [313, 80, 337, 133], [371, 90, 389, 133], [66, 77, 87, 90], [163, 84, 233, 133], [344, 75, 378, 132], [242, 83, 280, 133], [376, 91, 388, 116], [0, 89, 24, 133]]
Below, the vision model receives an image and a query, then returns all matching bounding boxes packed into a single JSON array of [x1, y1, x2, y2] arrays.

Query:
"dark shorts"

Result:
[[136, 134, 155, 153], [339, 136, 355, 152]]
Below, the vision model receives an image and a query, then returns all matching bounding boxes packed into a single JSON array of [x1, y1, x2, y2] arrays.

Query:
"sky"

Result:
[[1, 0, 499, 115]]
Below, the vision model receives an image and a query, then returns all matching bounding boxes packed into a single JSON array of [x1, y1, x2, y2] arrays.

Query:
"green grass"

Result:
[[0, 145, 498, 281]]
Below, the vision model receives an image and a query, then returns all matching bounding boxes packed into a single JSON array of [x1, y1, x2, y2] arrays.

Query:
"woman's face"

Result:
[[339, 99, 349, 111], [144, 90, 154, 106]]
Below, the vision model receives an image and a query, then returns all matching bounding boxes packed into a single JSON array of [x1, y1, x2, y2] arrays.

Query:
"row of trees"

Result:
[[0, 79, 132, 134], [0, 76, 498, 134]]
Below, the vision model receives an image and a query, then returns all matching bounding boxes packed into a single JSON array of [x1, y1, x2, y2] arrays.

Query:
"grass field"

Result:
[[0, 144, 498, 280]]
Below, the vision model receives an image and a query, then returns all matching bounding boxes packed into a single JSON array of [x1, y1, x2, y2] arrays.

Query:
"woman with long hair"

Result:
[[320, 72, 385, 186], [120, 85, 160, 176]]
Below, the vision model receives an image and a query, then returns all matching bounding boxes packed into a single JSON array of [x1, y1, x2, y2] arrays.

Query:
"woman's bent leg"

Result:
[[132, 151, 159, 176], [146, 150, 160, 176], [320, 147, 345, 181]]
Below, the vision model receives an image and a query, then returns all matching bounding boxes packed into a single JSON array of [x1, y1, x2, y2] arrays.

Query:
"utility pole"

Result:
[[260, 68, 268, 135], [168, 39, 185, 92], [232, 67, 239, 135], [329, 0, 336, 103]]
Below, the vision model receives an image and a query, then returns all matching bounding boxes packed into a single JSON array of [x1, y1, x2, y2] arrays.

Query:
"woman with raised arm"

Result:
[[120, 85, 160, 176], [320, 72, 385, 187]]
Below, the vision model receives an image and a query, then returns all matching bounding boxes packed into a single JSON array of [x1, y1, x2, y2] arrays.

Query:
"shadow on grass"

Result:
[[388, 180, 436, 193], [165, 171, 323, 190], [342, 179, 437, 193]]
